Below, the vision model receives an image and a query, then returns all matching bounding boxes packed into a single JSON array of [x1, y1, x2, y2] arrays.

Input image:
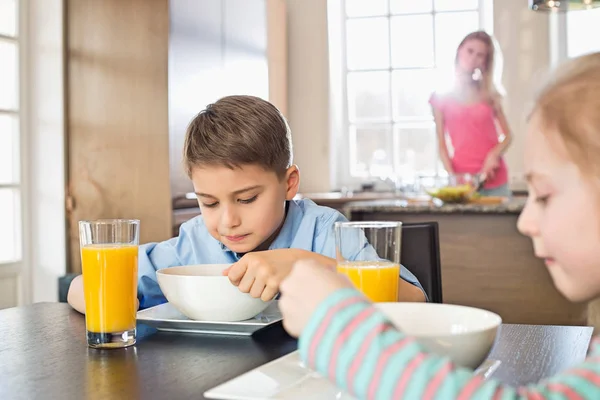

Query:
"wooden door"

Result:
[[65, 0, 172, 273]]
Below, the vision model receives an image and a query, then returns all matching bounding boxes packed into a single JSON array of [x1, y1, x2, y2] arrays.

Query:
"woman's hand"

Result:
[[481, 151, 500, 179]]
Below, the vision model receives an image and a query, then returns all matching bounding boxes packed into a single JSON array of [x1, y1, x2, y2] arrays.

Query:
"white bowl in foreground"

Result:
[[376, 302, 502, 369], [156, 264, 271, 322]]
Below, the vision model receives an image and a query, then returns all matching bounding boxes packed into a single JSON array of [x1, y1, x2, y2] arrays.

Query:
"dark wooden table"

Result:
[[0, 303, 594, 400]]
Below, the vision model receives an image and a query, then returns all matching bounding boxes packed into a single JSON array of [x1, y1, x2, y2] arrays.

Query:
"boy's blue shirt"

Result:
[[137, 199, 425, 309]]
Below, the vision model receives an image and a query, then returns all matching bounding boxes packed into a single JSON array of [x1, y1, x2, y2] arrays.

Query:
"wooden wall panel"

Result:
[[66, 0, 171, 273]]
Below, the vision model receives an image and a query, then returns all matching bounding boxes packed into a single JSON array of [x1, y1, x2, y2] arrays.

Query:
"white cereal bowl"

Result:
[[375, 302, 502, 369], [156, 264, 272, 322]]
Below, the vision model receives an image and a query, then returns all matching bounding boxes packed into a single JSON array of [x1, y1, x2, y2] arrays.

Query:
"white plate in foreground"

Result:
[[204, 351, 501, 399], [204, 351, 356, 400]]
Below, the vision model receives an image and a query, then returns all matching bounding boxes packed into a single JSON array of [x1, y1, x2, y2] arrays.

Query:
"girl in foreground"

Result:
[[280, 53, 600, 399]]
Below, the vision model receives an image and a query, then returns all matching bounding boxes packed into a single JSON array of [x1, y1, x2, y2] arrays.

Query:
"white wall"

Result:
[[286, 0, 333, 192], [0, 0, 65, 308], [494, 0, 551, 191], [26, 0, 67, 303], [286, 0, 554, 192], [0, 277, 18, 309]]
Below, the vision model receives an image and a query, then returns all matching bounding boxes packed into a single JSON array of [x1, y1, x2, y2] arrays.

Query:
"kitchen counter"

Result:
[[171, 195, 526, 236], [295, 191, 402, 203], [342, 197, 526, 215], [297, 191, 527, 214], [347, 203, 590, 328], [167, 194, 593, 328]]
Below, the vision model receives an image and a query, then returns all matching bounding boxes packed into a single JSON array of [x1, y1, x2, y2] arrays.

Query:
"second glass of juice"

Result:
[[79, 219, 140, 349], [334, 221, 402, 302]]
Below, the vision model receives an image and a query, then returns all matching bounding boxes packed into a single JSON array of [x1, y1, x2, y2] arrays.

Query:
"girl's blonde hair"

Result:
[[533, 52, 600, 176], [455, 31, 506, 101]]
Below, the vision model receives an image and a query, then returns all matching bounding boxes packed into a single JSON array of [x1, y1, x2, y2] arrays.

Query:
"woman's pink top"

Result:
[[429, 93, 508, 189]]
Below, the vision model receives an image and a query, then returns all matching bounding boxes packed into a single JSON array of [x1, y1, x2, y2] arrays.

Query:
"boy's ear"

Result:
[[285, 165, 300, 200]]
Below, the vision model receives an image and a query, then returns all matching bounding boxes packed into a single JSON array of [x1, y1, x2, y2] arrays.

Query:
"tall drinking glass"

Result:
[[335, 221, 402, 302], [79, 219, 139, 348]]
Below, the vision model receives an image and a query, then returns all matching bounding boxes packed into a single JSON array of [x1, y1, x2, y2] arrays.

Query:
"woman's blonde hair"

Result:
[[455, 31, 506, 101], [533, 52, 600, 176]]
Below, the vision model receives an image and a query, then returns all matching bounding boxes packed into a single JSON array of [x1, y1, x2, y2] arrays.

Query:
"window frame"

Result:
[[0, 0, 29, 306]]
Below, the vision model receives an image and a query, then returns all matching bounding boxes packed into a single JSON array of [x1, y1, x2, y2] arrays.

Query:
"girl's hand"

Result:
[[279, 260, 354, 337]]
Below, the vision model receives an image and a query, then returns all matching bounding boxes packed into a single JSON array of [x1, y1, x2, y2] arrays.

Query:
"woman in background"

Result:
[[430, 31, 512, 197]]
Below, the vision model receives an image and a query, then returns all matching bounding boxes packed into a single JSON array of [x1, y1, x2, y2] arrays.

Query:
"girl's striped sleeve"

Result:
[[298, 288, 600, 400]]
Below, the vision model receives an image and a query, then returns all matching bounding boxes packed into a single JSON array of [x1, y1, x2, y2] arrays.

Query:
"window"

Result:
[[334, 0, 491, 187], [0, 0, 21, 265], [567, 8, 600, 58]]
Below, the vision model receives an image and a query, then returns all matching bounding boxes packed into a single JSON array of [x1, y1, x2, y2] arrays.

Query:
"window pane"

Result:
[[390, 0, 433, 14], [394, 123, 438, 177], [0, 114, 19, 184], [0, 0, 17, 37], [391, 15, 434, 68], [346, 18, 390, 70], [434, 0, 478, 11], [392, 69, 436, 121], [350, 125, 394, 177], [567, 8, 600, 58], [346, 0, 387, 17], [347, 71, 391, 123], [435, 12, 480, 71], [0, 188, 20, 263], [0, 40, 18, 110]]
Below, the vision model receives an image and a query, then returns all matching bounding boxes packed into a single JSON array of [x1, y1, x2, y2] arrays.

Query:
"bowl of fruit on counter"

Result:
[[419, 174, 481, 204]]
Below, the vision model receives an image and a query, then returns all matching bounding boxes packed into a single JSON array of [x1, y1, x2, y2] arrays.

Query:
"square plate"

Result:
[[136, 301, 282, 336], [204, 351, 357, 400], [204, 351, 502, 399]]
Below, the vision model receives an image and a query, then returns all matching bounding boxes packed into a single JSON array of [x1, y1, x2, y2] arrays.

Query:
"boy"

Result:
[[68, 95, 425, 313]]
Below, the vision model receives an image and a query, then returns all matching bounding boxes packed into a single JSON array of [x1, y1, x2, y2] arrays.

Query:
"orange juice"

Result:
[[337, 261, 399, 302], [81, 244, 138, 333]]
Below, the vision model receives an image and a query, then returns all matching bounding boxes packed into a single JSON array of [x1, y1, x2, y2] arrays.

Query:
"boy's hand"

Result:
[[279, 259, 356, 337], [223, 249, 335, 302], [223, 249, 298, 301], [67, 275, 140, 314]]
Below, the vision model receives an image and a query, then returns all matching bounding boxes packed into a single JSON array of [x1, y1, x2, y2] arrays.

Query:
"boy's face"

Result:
[[191, 164, 300, 254]]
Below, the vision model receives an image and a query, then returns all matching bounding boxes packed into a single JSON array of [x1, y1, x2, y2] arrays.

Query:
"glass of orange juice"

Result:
[[335, 221, 402, 303], [79, 219, 140, 349]]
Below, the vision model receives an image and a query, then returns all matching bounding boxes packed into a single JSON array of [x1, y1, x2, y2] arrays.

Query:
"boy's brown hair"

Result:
[[183, 95, 293, 178]]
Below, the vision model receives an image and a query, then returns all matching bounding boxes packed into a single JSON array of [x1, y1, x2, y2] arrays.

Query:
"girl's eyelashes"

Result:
[[535, 195, 550, 205]]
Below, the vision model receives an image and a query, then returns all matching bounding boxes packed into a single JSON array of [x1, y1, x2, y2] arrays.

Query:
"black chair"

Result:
[[401, 222, 443, 303], [58, 274, 79, 303]]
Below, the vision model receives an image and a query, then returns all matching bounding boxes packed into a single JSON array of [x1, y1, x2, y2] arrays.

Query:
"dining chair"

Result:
[[58, 274, 78, 303], [400, 222, 443, 303]]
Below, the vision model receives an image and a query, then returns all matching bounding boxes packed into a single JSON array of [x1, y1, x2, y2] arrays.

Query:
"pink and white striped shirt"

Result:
[[299, 288, 600, 399]]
